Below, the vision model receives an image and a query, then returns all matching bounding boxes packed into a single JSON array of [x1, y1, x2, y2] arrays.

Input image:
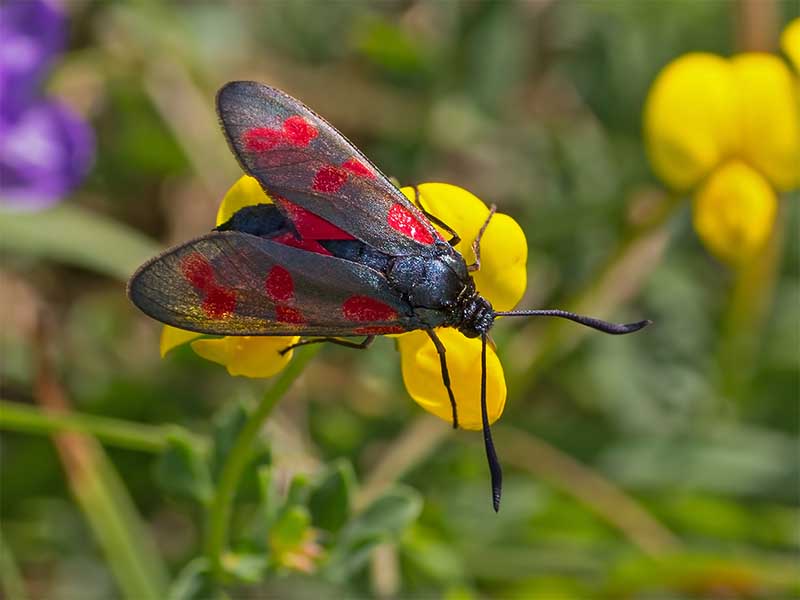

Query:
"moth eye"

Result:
[[275, 305, 304, 324], [342, 295, 397, 322], [265, 266, 295, 303], [312, 165, 348, 193], [386, 203, 434, 245], [341, 158, 375, 179]]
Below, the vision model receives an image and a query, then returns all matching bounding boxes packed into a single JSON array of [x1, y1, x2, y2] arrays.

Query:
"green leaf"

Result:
[[167, 558, 223, 600], [256, 465, 279, 523], [221, 552, 267, 584], [155, 432, 213, 504], [0, 204, 160, 281], [308, 458, 356, 534], [286, 473, 311, 506], [242, 471, 313, 556], [325, 485, 422, 581], [210, 402, 249, 478], [270, 505, 312, 554], [344, 486, 422, 541], [241, 466, 281, 550], [210, 402, 271, 501]]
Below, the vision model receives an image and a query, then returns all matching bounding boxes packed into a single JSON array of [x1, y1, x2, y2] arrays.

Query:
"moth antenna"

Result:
[[481, 333, 502, 512], [494, 309, 651, 335]]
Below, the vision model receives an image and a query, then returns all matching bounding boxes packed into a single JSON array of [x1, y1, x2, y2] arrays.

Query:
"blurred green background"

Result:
[[1, 1, 798, 599]]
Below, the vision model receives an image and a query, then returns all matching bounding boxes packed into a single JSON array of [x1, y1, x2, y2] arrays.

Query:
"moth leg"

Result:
[[412, 186, 461, 247], [279, 335, 375, 355], [467, 204, 497, 272], [425, 328, 459, 429]]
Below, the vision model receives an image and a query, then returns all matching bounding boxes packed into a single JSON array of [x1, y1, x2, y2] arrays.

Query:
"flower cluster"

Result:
[[643, 18, 799, 265], [162, 176, 528, 430], [0, 0, 93, 210]]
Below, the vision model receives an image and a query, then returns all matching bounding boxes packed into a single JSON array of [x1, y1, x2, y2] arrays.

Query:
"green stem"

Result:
[[66, 441, 170, 599], [717, 200, 788, 404], [204, 346, 320, 580], [0, 400, 203, 453]]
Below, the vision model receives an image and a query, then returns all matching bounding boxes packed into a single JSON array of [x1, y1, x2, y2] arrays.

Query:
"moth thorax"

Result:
[[458, 295, 494, 338]]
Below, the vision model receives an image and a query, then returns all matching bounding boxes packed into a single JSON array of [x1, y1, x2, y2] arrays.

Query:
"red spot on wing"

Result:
[[386, 203, 434, 245], [243, 116, 317, 153], [181, 253, 214, 289], [181, 253, 237, 318], [354, 325, 406, 335], [342, 296, 397, 322], [276, 198, 354, 241], [272, 232, 333, 256], [341, 158, 375, 179], [282, 116, 317, 146], [275, 305, 304, 324], [265, 266, 294, 302], [243, 127, 284, 152], [312, 165, 348, 193], [202, 287, 236, 318]]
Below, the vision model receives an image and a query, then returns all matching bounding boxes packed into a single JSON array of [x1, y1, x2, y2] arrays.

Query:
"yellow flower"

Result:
[[732, 53, 800, 191], [162, 177, 528, 430], [644, 53, 739, 191], [397, 183, 526, 429], [160, 176, 300, 378], [643, 26, 799, 265], [693, 161, 777, 264]]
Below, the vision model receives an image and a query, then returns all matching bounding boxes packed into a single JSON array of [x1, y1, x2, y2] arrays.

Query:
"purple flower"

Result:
[[0, 0, 93, 211]]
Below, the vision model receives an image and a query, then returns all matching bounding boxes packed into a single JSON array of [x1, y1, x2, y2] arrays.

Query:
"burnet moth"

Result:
[[128, 82, 651, 511]]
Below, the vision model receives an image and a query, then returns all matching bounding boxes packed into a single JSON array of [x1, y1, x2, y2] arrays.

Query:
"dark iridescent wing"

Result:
[[128, 231, 418, 336], [217, 81, 442, 256]]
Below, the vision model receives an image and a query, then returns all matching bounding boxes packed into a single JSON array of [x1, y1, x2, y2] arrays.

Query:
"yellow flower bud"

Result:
[[692, 161, 777, 265]]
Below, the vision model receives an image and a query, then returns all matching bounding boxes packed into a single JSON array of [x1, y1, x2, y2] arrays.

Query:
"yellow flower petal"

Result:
[[216, 175, 273, 227], [469, 212, 527, 312], [400, 183, 527, 311], [644, 53, 739, 190], [731, 53, 800, 191], [693, 160, 777, 265], [161, 325, 203, 357], [397, 329, 506, 431], [782, 17, 800, 73], [190, 336, 300, 378]]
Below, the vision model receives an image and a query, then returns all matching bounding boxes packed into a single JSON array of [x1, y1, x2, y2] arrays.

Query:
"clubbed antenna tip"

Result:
[[494, 309, 652, 336]]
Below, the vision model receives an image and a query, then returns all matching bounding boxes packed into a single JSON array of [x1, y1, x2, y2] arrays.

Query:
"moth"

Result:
[[128, 81, 650, 511]]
